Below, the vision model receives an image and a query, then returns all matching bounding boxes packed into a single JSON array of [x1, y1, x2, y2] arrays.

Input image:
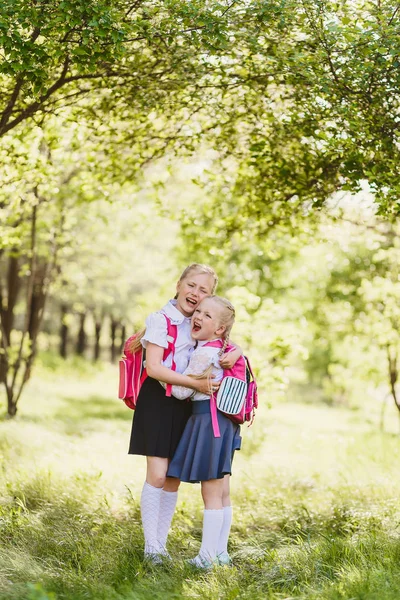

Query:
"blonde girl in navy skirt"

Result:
[[167, 296, 240, 568], [128, 265, 241, 562]]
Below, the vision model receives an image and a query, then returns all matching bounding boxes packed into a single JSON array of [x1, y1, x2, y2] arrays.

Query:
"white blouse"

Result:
[[171, 341, 224, 401], [141, 299, 195, 374]]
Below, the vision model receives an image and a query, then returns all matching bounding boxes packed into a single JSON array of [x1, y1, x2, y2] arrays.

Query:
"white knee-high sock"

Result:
[[140, 481, 162, 555], [217, 505, 233, 557], [157, 490, 178, 551], [198, 508, 224, 562]]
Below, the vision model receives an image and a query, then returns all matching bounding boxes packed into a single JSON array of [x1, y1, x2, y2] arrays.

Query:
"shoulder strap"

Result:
[[204, 340, 237, 353], [244, 356, 256, 382], [162, 314, 177, 397], [165, 315, 178, 345], [203, 339, 223, 349]]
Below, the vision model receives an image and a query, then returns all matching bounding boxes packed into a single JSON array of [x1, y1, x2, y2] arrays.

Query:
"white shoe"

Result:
[[144, 552, 163, 565], [144, 541, 172, 564], [158, 546, 172, 560], [187, 555, 215, 570], [217, 552, 232, 566]]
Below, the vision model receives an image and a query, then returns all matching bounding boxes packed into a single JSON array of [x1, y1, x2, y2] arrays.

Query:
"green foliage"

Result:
[[2, 0, 400, 213], [168, 0, 400, 224], [26, 584, 56, 600]]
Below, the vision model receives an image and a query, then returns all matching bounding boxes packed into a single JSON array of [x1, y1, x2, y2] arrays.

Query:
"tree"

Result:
[[174, 0, 400, 233], [0, 124, 181, 416], [0, 1, 241, 149]]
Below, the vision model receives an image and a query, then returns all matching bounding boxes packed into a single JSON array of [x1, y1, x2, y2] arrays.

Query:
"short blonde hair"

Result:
[[178, 263, 218, 294]]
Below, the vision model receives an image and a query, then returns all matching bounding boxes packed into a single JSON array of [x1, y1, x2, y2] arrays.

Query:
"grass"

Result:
[[0, 357, 400, 599]]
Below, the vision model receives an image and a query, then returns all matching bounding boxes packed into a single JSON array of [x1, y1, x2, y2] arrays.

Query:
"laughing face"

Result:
[[191, 297, 226, 341], [175, 272, 215, 317]]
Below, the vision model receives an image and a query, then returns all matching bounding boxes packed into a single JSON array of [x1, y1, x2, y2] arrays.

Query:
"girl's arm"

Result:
[[170, 351, 213, 400], [145, 343, 218, 395], [220, 344, 243, 369]]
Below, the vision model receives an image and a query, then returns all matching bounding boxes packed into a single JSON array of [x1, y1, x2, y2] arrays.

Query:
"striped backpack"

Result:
[[118, 313, 177, 409], [205, 340, 258, 437]]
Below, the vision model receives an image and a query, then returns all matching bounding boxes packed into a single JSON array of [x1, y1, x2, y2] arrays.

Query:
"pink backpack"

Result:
[[205, 340, 258, 437], [118, 313, 177, 409]]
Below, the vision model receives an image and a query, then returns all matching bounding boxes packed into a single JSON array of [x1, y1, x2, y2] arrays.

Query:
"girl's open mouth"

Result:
[[192, 322, 201, 332], [186, 297, 197, 307]]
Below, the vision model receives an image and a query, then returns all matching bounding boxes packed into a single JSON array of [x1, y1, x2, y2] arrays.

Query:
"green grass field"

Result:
[[1, 358, 399, 600]]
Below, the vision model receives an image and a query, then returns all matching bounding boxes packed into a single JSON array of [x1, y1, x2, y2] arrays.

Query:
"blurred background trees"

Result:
[[1, 0, 400, 420]]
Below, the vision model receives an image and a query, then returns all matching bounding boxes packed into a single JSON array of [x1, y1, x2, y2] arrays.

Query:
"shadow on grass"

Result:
[[8, 397, 132, 431], [55, 396, 133, 424]]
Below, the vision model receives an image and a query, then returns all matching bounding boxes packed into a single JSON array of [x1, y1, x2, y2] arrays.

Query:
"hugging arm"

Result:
[[219, 343, 242, 369], [170, 352, 213, 400], [145, 343, 217, 395]]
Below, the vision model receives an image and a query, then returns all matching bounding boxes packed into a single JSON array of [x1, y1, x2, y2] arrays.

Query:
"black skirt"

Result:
[[128, 376, 192, 459]]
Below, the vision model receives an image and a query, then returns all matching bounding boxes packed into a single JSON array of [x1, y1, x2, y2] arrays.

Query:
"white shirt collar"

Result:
[[161, 299, 192, 325]]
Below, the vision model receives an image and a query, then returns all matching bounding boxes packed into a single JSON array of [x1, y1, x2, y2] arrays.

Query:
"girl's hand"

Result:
[[220, 346, 242, 369], [194, 377, 220, 395]]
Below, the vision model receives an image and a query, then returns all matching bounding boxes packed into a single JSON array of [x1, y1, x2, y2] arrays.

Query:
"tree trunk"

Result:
[[93, 315, 103, 362], [387, 345, 400, 417], [1, 188, 65, 416], [110, 317, 118, 363], [21, 263, 49, 385], [119, 323, 126, 355], [0, 255, 21, 384], [59, 304, 69, 359], [28, 264, 47, 341], [7, 388, 17, 417], [76, 312, 87, 356], [1, 204, 38, 417]]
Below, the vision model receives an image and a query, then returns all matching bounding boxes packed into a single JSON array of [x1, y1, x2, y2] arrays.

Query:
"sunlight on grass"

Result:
[[1, 361, 400, 599]]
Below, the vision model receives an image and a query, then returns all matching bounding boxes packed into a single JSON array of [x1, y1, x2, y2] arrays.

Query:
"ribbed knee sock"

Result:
[[140, 481, 162, 555], [157, 490, 178, 552], [217, 505, 233, 558]]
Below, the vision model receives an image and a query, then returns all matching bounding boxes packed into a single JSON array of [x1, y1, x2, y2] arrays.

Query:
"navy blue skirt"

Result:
[[167, 401, 241, 483]]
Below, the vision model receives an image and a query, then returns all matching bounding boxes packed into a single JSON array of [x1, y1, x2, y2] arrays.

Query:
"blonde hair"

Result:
[[127, 329, 146, 354], [127, 264, 218, 354], [175, 263, 218, 297], [208, 296, 235, 354], [189, 295, 236, 383]]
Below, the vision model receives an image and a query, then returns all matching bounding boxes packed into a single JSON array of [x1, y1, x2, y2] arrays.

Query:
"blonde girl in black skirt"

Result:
[[167, 296, 240, 568], [128, 265, 241, 562]]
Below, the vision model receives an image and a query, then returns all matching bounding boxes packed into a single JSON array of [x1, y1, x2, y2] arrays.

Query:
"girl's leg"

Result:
[[217, 475, 233, 564], [141, 457, 168, 558], [189, 479, 224, 567], [146, 456, 169, 488], [157, 476, 181, 555]]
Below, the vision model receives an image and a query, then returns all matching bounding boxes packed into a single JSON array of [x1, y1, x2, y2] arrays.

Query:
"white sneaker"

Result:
[[144, 552, 163, 565], [217, 552, 232, 566], [187, 555, 215, 570], [158, 546, 172, 561]]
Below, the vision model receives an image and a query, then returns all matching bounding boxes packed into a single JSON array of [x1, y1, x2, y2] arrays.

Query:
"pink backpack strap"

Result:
[[210, 392, 221, 437], [204, 339, 223, 349], [204, 340, 236, 354], [204, 340, 224, 437], [162, 314, 178, 397]]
